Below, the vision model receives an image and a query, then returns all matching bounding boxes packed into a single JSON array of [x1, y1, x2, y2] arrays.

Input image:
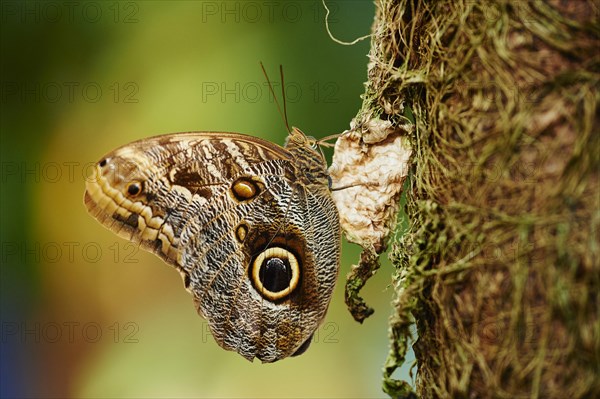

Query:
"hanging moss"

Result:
[[359, 1, 600, 398]]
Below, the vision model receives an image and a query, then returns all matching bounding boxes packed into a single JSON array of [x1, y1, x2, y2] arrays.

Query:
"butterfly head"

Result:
[[284, 126, 317, 148]]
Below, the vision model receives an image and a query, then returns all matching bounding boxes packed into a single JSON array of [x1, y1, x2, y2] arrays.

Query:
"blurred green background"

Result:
[[1, 1, 414, 397]]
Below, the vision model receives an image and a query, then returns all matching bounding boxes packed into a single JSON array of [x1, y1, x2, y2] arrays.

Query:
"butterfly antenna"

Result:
[[279, 65, 291, 133], [260, 62, 291, 133]]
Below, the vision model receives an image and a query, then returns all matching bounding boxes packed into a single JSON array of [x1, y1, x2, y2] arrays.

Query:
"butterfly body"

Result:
[[84, 127, 340, 362]]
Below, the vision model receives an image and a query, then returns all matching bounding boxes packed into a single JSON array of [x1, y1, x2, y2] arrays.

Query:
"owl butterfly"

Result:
[[83, 65, 341, 362]]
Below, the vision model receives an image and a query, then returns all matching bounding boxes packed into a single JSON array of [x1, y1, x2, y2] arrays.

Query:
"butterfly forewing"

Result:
[[84, 130, 340, 362]]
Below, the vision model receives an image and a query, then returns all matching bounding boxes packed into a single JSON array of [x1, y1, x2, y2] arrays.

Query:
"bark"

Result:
[[343, 1, 599, 398]]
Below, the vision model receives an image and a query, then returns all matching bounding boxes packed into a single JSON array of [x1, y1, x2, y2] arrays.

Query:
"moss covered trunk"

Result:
[[362, 1, 600, 398]]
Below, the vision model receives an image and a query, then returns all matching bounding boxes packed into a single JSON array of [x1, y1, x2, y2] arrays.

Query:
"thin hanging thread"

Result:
[[322, 0, 371, 46]]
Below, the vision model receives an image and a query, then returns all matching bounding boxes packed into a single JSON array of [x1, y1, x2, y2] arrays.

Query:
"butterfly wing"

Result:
[[84, 131, 340, 362]]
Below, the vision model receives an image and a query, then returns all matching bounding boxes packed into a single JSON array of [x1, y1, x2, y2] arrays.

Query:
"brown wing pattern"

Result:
[[84, 130, 340, 362]]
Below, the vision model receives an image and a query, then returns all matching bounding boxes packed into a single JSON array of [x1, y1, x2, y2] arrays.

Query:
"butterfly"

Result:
[[83, 65, 341, 362]]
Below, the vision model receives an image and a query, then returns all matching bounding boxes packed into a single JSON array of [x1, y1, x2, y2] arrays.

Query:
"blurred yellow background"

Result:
[[1, 1, 413, 397]]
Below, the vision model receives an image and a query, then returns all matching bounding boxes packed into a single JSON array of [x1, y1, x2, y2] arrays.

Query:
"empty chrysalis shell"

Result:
[[329, 119, 412, 253]]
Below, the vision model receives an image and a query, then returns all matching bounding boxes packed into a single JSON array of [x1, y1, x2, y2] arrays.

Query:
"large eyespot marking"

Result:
[[126, 181, 143, 197], [231, 177, 261, 201], [251, 247, 300, 301]]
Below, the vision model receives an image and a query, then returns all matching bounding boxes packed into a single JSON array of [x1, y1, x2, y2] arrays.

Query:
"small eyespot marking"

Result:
[[231, 177, 260, 201], [235, 224, 249, 242], [126, 181, 143, 197]]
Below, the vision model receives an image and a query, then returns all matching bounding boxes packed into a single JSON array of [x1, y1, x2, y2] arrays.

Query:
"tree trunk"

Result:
[[343, 1, 599, 398]]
